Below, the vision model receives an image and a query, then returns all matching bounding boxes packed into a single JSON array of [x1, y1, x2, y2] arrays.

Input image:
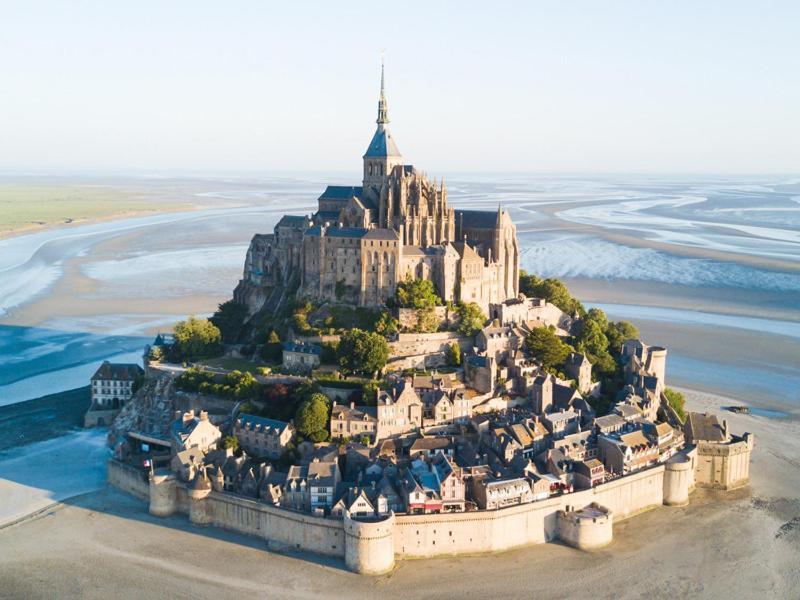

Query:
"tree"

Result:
[[210, 300, 248, 343], [337, 329, 390, 375], [525, 326, 572, 369], [518, 270, 584, 316], [147, 345, 164, 362], [295, 393, 330, 441], [395, 277, 442, 309], [446, 342, 462, 367], [456, 302, 486, 336], [222, 435, 239, 451], [374, 311, 399, 337], [361, 380, 380, 405], [261, 329, 283, 362], [605, 320, 640, 354], [173, 316, 222, 360], [664, 387, 687, 422], [575, 319, 610, 359]]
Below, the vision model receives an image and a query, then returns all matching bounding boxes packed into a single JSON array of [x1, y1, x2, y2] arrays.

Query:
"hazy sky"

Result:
[[2, 1, 798, 174]]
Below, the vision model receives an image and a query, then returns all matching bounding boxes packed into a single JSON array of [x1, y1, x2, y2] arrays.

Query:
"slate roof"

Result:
[[685, 412, 727, 443], [332, 403, 377, 421], [313, 210, 340, 223], [282, 341, 321, 355], [236, 413, 292, 434], [91, 362, 144, 382], [318, 186, 362, 201], [364, 126, 401, 158], [456, 209, 498, 230], [326, 227, 368, 239], [275, 215, 308, 229]]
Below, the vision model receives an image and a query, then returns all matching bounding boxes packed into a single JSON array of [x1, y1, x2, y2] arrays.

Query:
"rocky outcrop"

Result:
[[109, 369, 177, 447]]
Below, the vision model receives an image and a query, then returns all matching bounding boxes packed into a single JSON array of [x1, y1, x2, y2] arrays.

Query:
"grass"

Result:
[[0, 184, 189, 237]]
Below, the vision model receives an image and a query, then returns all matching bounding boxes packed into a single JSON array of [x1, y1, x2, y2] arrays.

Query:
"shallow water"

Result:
[[0, 173, 797, 408]]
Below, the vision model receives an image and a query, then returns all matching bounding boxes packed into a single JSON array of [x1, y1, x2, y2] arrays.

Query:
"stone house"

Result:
[[282, 458, 341, 514], [233, 413, 294, 460], [573, 458, 605, 489], [84, 361, 144, 427], [282, 341, 321, 372], [169, 410, 222, 454], [464, 354, 496, 394], [564, 353, 593, 395], [472, 475, 533, 511], [431, 451, 465, 512], [542, 409, 581, 440], [598, 429, 659, 474], [330, 402, 378, 442], [376, 379, 422, 439]]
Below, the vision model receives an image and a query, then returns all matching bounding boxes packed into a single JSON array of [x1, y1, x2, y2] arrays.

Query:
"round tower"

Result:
[[343, 510, 395, 575], [648, 346, 668, 387], [188, 468, 214, 525], [149, 469, 178, 517], [663, 447, 696, 506]]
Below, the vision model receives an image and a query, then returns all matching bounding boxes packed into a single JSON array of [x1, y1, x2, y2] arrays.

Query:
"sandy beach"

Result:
[[0, 389, 797, 599]]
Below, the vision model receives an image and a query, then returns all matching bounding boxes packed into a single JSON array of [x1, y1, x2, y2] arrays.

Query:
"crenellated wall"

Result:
[[107, 459, 703, 574]]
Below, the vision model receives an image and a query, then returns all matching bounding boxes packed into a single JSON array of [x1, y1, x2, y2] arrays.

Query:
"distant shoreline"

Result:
[[0, 204, 198, 242]]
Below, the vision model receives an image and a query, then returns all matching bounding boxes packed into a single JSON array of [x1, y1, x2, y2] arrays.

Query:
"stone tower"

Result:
[[363, 60, 403, 199]]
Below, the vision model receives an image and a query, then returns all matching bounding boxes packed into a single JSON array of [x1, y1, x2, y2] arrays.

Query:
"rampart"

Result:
[[108, 459, 688, 574]]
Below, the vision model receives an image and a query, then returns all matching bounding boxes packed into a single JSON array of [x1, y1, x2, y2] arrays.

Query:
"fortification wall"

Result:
[[107, 460, 150, 501], [393, 467, 664, 558], [109, 461, 678, 573], [208, 493, 346, 557]]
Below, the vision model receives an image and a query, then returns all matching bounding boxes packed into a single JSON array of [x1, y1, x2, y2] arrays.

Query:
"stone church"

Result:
[[235, 65, 520, 313]]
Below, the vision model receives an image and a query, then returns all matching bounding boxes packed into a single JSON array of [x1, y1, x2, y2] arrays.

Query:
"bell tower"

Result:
[[363, 59, 402, 200]]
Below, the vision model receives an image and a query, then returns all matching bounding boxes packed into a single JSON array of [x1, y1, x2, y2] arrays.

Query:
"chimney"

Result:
[[350, 401, 355, 410], [174, 410, 182, 422], [199, 410, 209, 421]]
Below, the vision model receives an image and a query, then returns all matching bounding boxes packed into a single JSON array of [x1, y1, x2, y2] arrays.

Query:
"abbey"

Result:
[[235, 66, 519, 312]]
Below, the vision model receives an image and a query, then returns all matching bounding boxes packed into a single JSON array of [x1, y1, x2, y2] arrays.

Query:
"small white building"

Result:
[[84, 361, 144, 427]]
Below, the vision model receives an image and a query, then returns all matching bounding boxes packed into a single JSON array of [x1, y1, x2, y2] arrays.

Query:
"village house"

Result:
[[282, 457, 341, 514], [472, 474, 534, 511], [542, 409, 581, 440], [84, 361, 144, 427], [233, 413, 294, 460], [376, 379, 423, 439], [598, 429, 659, 475], [573, 458, 606, 489], [169, 410, 222, 454], [330, 402, 377, 442], [282, 341, 321, 372]]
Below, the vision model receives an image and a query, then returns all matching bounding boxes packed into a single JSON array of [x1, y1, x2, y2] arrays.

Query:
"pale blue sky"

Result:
[[1, 1, 798, 174]]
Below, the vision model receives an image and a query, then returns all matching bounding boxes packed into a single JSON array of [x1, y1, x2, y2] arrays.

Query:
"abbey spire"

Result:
[[363, 58, 402, 195], [377, 58, 389, 125]]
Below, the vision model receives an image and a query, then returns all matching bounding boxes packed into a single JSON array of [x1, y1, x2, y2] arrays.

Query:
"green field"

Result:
[[0, 184, 188, 237]]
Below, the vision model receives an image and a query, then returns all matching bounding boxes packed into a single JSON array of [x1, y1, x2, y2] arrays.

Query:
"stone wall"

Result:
[[109, 461, 690, 574], [107, 460, 149, 501]]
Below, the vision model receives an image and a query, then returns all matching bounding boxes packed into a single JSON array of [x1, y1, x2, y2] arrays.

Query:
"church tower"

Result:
[[363, 60, 403, 200]]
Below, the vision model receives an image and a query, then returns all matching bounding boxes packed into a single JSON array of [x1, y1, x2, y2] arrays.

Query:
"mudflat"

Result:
[[0, 390, 797, 600]]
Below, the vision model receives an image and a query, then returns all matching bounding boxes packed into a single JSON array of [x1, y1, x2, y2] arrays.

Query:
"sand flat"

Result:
[[0, 390, 797, 599]]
